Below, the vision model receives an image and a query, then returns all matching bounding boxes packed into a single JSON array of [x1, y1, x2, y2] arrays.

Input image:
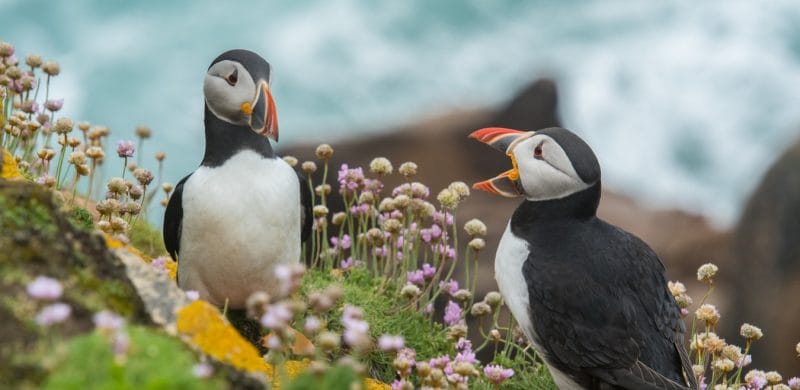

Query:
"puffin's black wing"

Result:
[[163, 174, 191, 261], [298, 172, 312, 243], [525, 218, 693, 389]]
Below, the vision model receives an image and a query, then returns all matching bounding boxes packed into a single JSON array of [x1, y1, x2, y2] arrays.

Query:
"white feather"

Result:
[[179, 150, 301, 308]]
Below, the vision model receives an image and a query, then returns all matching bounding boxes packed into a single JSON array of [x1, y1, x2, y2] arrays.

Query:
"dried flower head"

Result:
[[695, 304, 720, 325], [437, 188, 459, 209], [315, 144, 333, 160], [453, 289, 472, 303], [470, 302, 492, 317], [275, 155, 298, 167], [107, 177, 128, 195], [796, 341, 800, 356], [133, 168, 154, 185], [86, 146, 105, 160], [448, 181, 470, 199], [712, 357, 735, 373], [24, 54, 42, 68], [766, 371, 783, 385], [667, 281, 686, 297], [46, 99, 64, 112], [398, 162, 417, 178], [155, 151, 166, 161], [301, 161, 317, 174], [0, 41, 14, 57], [246, 291, 270, 319], [697, 263, 718, 283], [53, 117, 74, 134], [369, 157, 393, 176], [67, 151, 86, 166], [135, 126, 151, 139], [78, 121, 91, 132], [315, 184, 331, 197], [468, 238, 486, 251], [124, 201, 141, 215], [400, 284, 421, 298], [484, 291, 503, 307], [313, 205, 329, 218], [382, 218, 403, 234], [740, 323, 763, 340], [463, 219, 487, 236], [110, 216, 129, 234], [42, 60, 60, 76], [331, 212, 347, 226]]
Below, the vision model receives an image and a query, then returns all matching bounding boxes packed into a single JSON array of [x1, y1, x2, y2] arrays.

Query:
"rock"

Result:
[[0, 179, 148, 386], [730, 137, 800, 373]]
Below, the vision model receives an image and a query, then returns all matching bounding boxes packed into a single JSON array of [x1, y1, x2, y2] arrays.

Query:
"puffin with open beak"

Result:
[[471, 127, 696, 390], [164, 49, 312, 308]]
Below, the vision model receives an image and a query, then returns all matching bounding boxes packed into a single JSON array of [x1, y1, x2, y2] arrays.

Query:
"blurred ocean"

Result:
[[2, 0, 800, 226]]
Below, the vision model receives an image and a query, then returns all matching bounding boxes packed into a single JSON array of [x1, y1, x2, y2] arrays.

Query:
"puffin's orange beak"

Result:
[[469, 127, 529, 197], [246, 81, 279, 141]]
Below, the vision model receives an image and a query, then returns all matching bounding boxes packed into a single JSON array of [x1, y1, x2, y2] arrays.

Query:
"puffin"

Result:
[[163, 49, 312, 309], [470, 127, 696, 390]]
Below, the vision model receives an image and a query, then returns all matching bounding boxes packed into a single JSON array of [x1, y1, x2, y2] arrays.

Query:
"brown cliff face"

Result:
[[731, 138, 800, 373]]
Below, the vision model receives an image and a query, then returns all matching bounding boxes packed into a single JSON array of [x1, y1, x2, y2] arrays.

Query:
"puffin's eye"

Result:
[[225, 68, 238, 86], [534, 144, 544, 159]]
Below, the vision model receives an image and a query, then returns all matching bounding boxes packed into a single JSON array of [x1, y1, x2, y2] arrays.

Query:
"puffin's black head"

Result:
[[469, 127, 600, 200], [204, 49, 279, 141]]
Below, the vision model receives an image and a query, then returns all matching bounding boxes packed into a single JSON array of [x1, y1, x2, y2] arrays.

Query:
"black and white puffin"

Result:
[[163, 49, 311, 308], [470, 127, 696, 390]]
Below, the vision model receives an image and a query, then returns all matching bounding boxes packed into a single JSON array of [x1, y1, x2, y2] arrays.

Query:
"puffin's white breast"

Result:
[[179, 150, 301, 308]]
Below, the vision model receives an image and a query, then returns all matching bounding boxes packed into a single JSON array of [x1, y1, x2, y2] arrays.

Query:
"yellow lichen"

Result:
[[105, 234, 177, 280], [177, 300, 268, 374], [1, 148, 23, 180]]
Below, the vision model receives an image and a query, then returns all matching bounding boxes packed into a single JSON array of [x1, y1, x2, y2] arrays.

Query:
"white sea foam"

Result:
[[1, 0, 799, 226]]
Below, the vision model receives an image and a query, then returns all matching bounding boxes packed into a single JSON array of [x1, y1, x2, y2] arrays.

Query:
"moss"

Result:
[[43, 326, 225, 389], [0, 180, 148, 387], [67, 207, 94, 231], [128, 219, 166, 259], [301, 268, 450, 383]]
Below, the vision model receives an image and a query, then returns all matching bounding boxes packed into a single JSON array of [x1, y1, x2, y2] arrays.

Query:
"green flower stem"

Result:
[[53, 134, 67, 189]]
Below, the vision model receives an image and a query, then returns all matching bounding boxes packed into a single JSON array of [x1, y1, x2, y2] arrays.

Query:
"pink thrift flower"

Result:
[[27, 276, 63, 300], [433, 211, 453, 226], [407, 270, 424, 285], [151, 256, 168, 274], [787, 377, 799, 390], [45, 98, 64, 112], [484, 364, 514, 385], [116, 140, 135, 158], [185, 290, 200, 301], [192, 362, 214, 378], [36, 302, 71, 326], [93, 310, 124, 331], [378, 334, 405, 352], [260, 302, 292, 330], [421, 263, 436, 279], [444, 300, 462, 326]]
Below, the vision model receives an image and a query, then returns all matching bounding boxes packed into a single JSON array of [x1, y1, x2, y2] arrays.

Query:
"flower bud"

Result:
[[42, 61, 61, 76], [331, 212, 346, 226], [470, 302, 492, 317], [398, 162, 417, 178], [369, 157, 393, 176], [301, 161, 317, 174], [282, 155, 298, 167], [135, 126, 151, 139], [315, 144, 333, 160], [484, 291, 503, 307]]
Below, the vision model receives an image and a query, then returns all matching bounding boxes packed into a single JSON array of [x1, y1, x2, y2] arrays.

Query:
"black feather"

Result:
[[299, 172, 312, 243], [163, 174, 191, 262]]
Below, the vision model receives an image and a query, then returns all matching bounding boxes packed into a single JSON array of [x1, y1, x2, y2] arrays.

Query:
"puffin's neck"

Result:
[[511, 182, 601, 225], [201, 105, 274, 167]]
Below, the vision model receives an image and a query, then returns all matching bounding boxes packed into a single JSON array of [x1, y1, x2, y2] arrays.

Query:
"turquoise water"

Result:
[[2, 0, 800, 226]]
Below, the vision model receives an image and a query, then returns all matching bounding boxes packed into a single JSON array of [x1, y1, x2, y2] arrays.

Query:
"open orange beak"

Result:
[[245, 81, 279, 141], [469, 127, 531, 197]]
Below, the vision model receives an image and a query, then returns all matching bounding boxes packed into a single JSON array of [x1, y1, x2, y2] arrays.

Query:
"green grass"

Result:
[[44, 326, 222, 390], [128, 219, 166, 258], [301, 267, 451, 383]]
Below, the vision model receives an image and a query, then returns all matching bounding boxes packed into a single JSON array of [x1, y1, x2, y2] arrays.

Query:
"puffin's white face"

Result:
[[509, 134, 592, 201], [204, 60, 258, 126]]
